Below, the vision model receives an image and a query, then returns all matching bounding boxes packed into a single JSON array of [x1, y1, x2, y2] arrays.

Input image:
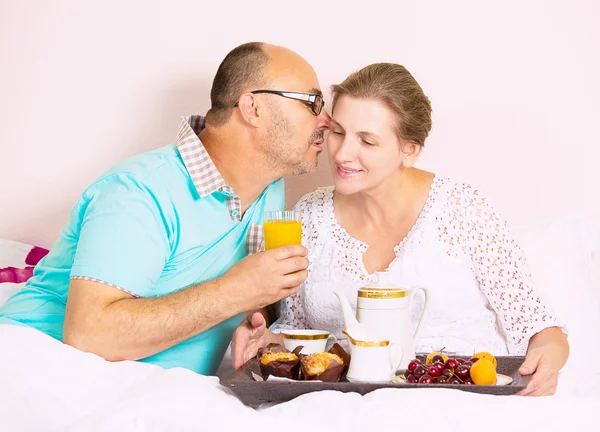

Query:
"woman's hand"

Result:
[[231, 311, 282, 369], [517, 327, 569, 396]]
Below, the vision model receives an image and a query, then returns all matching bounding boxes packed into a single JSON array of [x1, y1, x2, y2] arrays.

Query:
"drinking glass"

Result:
[[262, 211, 302, 250]]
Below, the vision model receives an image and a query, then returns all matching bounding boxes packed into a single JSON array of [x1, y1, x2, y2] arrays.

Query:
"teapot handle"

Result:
[[408, 286, 429, 340]]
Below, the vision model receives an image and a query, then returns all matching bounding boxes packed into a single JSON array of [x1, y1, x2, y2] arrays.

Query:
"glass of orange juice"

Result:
[[263, 211, 302, 250]]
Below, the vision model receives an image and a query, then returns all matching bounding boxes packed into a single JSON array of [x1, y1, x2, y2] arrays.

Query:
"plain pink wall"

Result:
[[1, 0, 599, 248]]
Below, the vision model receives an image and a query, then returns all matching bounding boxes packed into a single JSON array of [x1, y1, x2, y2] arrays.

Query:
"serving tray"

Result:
[[221, 355, 530, 407]]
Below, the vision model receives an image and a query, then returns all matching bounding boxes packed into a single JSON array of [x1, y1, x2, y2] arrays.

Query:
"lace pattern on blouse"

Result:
[[271, 177, 564, 354]]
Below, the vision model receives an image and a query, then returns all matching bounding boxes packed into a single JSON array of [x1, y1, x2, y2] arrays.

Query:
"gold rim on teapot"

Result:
[[358, 289, 408, 299]]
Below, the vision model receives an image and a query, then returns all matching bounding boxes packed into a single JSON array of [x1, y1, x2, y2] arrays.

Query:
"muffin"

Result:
[[257, 343, 302, 380], [300, 344, 349, 382]]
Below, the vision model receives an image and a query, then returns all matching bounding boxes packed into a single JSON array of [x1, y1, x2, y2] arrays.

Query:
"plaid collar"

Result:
[[176, 115, 228, 198]]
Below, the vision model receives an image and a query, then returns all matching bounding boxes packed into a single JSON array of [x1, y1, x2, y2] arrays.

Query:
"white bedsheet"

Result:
[[1, 218, 599, 431], [1, 324, 598, 432]]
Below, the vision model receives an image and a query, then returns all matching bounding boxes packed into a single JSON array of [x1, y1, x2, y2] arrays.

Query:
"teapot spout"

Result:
[[333, 290, 361, 332]]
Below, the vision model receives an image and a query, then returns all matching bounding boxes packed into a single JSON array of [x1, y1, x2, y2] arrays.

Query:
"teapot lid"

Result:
[[359, 271, 407, 298], [370, 271, 397, 288]]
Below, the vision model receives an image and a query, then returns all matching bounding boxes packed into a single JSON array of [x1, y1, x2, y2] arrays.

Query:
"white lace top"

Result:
[[270, 176, 565, 355]]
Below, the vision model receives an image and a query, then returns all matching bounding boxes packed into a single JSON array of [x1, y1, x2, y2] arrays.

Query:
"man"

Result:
[[0, 42, 330, 375]]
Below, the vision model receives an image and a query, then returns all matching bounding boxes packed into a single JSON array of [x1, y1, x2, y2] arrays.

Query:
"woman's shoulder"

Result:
[[433, 176, 504, 226], [432, 176, 492, 207]]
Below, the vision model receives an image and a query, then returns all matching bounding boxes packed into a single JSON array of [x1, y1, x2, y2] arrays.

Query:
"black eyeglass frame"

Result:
[[234, 90, 325, 116]]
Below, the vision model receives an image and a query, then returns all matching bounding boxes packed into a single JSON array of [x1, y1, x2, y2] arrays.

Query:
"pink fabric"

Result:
[[0, 245, 48, 284], [25, 246, 49, 266]]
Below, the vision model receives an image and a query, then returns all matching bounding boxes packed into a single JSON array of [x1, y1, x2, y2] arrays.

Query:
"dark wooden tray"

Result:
[[221, 355, 530, 407]]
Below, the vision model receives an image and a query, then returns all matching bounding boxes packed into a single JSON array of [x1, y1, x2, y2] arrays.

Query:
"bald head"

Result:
[[206, 42, 318, 127], [261, 44, 320, 96]]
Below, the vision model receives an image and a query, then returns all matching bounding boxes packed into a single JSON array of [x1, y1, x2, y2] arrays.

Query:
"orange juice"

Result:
[[263, 220, 302, 250]]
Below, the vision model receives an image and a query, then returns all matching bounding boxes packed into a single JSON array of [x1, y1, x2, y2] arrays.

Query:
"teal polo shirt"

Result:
[[0, 116, 284, 375]]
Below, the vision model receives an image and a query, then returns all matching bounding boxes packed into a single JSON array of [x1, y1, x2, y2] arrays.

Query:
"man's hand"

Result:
[[222, 245, 309, 312], [517, 327, 569, 396], [232, 311, 281, 369]]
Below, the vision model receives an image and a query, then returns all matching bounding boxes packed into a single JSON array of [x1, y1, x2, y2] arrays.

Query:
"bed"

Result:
[[1, 216, 599, 431]]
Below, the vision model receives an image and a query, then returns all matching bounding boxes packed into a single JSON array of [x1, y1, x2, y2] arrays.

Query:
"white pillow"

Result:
[[512, 216, 600, 396], [0, 238, 34, 268], [0, 238, 38, 308], [0, 282, 26, 308], [512, 216, 600, 319]]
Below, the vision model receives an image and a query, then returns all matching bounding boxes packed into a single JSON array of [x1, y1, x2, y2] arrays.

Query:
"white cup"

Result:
[[280, 330, 337, 354]]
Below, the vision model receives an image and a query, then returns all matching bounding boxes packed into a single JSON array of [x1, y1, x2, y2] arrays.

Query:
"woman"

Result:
[[232, 63, 569, 396]]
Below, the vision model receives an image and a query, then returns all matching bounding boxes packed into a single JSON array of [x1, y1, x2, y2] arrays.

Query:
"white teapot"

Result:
[[334, 271, 429, 371]]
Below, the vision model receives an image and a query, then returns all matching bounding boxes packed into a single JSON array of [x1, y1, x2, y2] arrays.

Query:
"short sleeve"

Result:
[[70, 174, 171, 298]]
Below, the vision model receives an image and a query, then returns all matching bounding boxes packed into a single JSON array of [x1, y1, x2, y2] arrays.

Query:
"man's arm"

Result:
[[63, 245, 309, 361], [63, 277, 240, 361]]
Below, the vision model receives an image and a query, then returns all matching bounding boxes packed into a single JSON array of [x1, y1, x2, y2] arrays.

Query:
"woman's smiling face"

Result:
[[327, 95, 408, 195]]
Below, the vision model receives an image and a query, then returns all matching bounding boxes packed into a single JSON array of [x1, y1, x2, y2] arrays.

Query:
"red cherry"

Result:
[[437, 377, 449, 384], [407, 360, 421, 373], [456, 358, 466, 365], [462, 361, 474, 371], [469, 358, 479, 364], [455, 365, 470, 380], [464, 378, 475, 385], [406, 373, 418, 383], [445, 358, 459, 370], [428, 366, 441, 378], [448, 377, 462, 385], [441, 369, 454, 379], [432, 361, 445, 372], [419, 374, 434, 384], [431, 355, 445, 364], [413, 365, 427, 379]]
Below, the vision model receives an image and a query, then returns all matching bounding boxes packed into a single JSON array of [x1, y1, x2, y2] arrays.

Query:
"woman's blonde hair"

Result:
[[331, 63, 432, 146]]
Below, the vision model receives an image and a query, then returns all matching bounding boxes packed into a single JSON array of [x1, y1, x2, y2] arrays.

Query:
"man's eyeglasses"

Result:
[[234, 90, 325, 116]]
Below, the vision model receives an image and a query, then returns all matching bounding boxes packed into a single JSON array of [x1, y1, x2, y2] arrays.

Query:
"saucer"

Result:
[[393, 373, 513, 386], [346, 376, 394, 384]]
